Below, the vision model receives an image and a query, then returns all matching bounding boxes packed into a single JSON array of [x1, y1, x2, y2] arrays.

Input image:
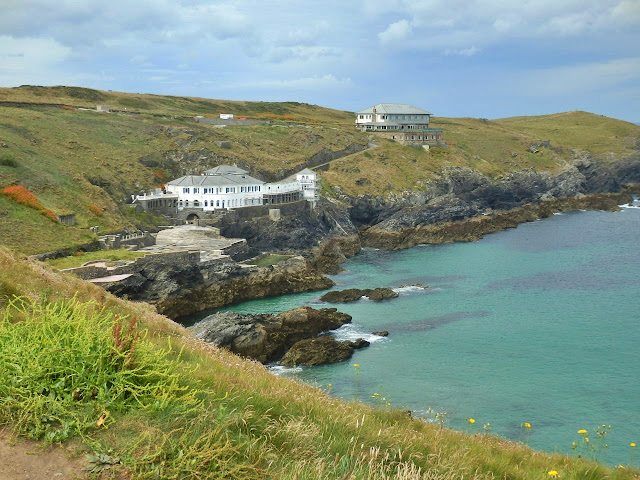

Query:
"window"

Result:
[[411, 136, 415, 140], [392, 135, 396, 139], [183, 187, 190, 193], [185, 200, 189, 207], [418, 136, 422, 140], [204, 200, 208, 206], [225, 187, 229, 193], [216, 200, 220, 207], [193, 188, 199, 194]]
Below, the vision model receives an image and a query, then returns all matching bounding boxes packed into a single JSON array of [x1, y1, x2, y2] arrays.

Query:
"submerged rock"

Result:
[[320, 287, 398, 303]]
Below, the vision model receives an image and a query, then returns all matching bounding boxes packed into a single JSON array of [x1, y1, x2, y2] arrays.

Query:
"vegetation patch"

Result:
[[47, 249, 147, 269], [247, 254, 293, 267], [1, 185, 57, 222]]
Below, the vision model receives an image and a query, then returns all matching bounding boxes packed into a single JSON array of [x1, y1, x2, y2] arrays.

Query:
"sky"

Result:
[[1, 0, 639, 122]]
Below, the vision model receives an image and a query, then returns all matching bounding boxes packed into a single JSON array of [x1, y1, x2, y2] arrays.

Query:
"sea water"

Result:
[[194, 199, 640, 464]]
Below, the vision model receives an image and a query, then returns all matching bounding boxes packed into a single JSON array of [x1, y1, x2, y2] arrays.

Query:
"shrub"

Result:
[[0, 298, 197, 442], [0, 154, 18, 168], [89, 204, 104, 216]]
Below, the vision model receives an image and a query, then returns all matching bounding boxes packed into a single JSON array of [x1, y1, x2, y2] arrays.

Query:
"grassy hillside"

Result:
[[322, 113, 640, 195], [1, 246, 637, 480], [1, 86, 638, 253]]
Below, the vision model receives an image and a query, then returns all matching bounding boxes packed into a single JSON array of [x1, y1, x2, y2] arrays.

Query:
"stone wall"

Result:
[[194, 117, 269, 126]]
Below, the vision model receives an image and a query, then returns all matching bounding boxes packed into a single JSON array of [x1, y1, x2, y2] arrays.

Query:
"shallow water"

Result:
[[193, 199, 640, 464]]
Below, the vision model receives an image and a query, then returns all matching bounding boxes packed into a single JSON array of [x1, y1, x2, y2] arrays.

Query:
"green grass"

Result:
[[47, 249, 147, 269], [247, 254, 293, 267], [1, 246, 639, 479]]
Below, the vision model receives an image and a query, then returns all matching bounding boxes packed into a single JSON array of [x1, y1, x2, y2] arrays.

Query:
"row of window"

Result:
[[358, 114, 428, 121], [179, 198, 256, 208], [181, 186, 262, 194], [392, 135, 440, 140]]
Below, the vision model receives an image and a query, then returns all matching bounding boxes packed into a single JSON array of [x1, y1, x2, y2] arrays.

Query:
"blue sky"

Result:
[[1, 0, 639, 122]]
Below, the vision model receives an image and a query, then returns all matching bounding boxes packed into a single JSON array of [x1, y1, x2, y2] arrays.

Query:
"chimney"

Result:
[[372, 107, 377, 123]]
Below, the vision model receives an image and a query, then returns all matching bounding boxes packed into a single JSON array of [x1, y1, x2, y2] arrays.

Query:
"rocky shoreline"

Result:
[[98, 156, 640, 321]]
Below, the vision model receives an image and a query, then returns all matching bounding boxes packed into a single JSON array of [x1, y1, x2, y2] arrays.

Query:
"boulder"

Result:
[[280, 336, 355, 366], [189, 306, 352, 364], [372, 331, 389, 337]]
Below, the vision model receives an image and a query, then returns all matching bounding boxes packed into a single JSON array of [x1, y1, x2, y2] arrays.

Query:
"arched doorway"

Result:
[[186, 213, 200, 225]]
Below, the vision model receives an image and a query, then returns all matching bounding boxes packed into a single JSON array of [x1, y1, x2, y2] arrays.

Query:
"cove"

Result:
[[207, 201, 640, 465]]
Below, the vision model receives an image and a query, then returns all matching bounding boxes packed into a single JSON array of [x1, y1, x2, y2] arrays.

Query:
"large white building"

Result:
[[134, 165, 319, 216], [355, 103, 444, 146]]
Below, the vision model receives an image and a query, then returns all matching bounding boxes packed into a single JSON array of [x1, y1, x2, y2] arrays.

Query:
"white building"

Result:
[[134, 165, 319, 214], [355, 103, 444, 146]]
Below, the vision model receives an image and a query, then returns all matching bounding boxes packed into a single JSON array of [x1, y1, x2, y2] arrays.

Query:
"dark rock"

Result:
[[216, 141, 232, 149], [365, 287, 399, 301], [189, 306, 352, 364], [280, 336, 354, 366], [372, 331, 389, 337], [320, 287, 398, 303], [348, 338, 370, 349], [355, 177, 371, 186], [321, 288, 366, 303]]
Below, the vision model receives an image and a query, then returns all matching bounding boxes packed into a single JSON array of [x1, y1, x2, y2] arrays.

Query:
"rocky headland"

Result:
[[105, 255, 334, 319]]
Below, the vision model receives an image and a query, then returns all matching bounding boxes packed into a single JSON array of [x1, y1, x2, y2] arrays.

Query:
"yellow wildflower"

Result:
[[524, 422, 532, 429], [578, 429, 587, 435], [353, 364, 359, 368], [468, 418, 476, 424], [548, 470, 559, 477], [631, 442, 637, 447]]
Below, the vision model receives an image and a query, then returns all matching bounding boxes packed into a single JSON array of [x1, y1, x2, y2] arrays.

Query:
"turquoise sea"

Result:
[[192, 199, 640, 464]]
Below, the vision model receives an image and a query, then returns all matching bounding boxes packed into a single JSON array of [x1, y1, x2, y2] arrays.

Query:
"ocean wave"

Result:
[[620, 203, 640, 209], [553, 212, 563, 216], [331, 323, 387, 343]]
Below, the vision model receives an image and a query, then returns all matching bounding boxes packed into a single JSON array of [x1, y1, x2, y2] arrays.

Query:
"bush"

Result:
[[0, 298, 197, 442], [0, 154, 18, 168]]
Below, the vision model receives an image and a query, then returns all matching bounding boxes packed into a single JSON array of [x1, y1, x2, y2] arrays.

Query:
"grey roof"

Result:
[[205, 165, 249, 175], [356, 104, 432, 115], [297, 168, 316, 175], [168, 174, 264, 187]]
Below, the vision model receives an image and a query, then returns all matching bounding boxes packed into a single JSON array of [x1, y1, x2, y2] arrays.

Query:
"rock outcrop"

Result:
[[189, 306, 352, 363], [320, 287, 398, 303], [106, 256, 334, 319]]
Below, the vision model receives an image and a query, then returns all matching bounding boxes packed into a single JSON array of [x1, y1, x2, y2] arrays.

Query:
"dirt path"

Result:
[[0, 429, 89, 480]]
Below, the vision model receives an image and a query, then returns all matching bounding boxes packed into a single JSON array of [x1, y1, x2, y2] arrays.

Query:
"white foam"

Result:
[[269, 364, 303, 375], [331, 323, 386, 343], [620, 204, 640, 209], [553, 212, 563, 216], [393, 285, 429, 294]]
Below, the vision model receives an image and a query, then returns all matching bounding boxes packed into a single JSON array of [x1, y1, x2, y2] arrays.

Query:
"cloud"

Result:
[[0, 35, 71, 85], [228, 74, 353, 90], [519, 57, 640, 96], [444, 46, 480, 56], [378, 19, 412, 45]]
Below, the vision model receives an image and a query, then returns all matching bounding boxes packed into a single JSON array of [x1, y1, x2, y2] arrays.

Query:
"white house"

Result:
[[220, 113, 234, 119], [165, 166, 265, 210], [134, 165, 319, 214]]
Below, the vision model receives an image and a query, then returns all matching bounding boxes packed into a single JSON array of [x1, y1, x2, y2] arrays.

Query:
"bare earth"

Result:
[[0, 429, 88, 480]]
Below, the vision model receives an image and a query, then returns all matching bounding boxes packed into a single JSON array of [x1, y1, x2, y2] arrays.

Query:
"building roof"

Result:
[[168, 174, 264, 187], [356, 104, 432, 115], [205, 165, 249, 175], [297, 168, 316, 176]]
